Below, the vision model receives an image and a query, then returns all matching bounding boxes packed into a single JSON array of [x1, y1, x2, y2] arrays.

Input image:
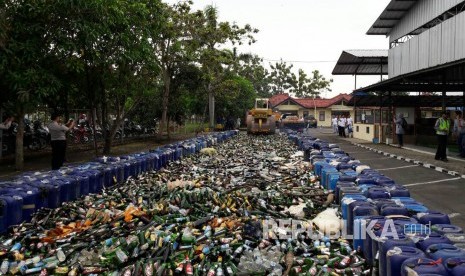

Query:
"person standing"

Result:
[[453, 111, 465, 157], [338, 115, 347, 138], [346, 115, 353, 138], [394, 113, 406, 147], [332, 116, 338, 134], [47, 113, 75, 170], [434, 111, 451, 162]]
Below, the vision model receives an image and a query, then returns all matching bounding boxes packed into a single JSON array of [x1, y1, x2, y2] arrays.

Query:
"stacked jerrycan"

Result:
[[284, 130, 465, 276], [0, 130, 239, 233]]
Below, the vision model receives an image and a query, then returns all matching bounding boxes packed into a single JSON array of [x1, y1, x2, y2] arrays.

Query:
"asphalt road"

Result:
[[307, 128, 465, 229]]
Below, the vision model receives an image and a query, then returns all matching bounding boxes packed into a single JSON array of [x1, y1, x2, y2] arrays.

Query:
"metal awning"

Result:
[[332, 50, 388, 76], [348, 95, 465, 107], [367, 0, 418, 36], [354, 58, 465, 93]]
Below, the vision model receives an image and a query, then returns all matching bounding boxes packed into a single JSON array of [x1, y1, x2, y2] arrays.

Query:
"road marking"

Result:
[[404, 177, 462, 187], [357, 157, 391, 161], [377, 165, 419, 171]]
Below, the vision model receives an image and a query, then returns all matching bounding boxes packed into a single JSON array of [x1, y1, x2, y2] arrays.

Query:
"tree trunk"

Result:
[[208, 90, 215, 129], [160, 67, 171, 139], [15, 110, 25, 171]]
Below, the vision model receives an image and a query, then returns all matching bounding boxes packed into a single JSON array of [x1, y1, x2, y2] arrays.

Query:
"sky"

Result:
[[165, 0, 392, 98]]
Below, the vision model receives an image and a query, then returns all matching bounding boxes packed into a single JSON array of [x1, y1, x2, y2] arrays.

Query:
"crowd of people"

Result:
[[331, 114, 353, 138]]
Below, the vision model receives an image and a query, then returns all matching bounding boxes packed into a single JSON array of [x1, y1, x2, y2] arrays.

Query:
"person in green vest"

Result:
[[434, 111, 451, 162]]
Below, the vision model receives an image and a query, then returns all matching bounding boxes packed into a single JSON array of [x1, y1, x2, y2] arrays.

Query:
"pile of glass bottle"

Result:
[[0, 134, 369, 275]]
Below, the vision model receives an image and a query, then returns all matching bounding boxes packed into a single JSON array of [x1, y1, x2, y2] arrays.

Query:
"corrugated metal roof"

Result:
[[348, 95, 465, 107], [367, 0, 418, 36], [332, 50, 388, 75]]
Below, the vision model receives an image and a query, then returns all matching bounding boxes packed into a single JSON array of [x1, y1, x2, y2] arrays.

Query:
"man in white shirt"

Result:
[[331, 116, 338, 134], [47, 113, 75, 170]]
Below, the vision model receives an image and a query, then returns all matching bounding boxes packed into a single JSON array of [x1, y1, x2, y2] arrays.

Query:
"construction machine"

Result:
[[246, 98, 277, 134]]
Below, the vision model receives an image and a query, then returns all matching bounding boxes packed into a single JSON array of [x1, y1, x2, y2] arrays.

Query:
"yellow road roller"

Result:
[[246, 98, 276, 134]]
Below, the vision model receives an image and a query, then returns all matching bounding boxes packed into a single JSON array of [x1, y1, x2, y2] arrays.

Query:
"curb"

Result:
[[351, 142, 465, 179]]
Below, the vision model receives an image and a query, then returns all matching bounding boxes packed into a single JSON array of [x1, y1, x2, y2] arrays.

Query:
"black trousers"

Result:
[[338, 126, 346, 137], [51, 140, 67, 170], [435, 134, 448, 160], [397, 134, 404, 147]]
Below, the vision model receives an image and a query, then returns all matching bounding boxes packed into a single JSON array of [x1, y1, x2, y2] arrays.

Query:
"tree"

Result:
[[0, 0, 63, 170], [151, 0, 199, 138], [43, 0, 162, 154], [268, 60, 297, 95], [292, 69, 333, 98], [195, 5, 257, 128], [234, 52, 272, 98]]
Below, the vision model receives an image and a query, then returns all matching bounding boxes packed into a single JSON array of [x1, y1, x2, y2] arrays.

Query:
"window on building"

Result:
[[366, 127, 370, 134], [319, 111, 325, 121], [356, 126, 359, 132]]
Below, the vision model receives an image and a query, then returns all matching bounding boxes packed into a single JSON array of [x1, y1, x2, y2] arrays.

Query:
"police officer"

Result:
[[434, 111, 451, 162]]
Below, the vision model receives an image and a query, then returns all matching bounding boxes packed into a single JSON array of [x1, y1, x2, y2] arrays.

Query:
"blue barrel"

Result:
[[338, 173, 357, 183], [392, 216, 419, 226], [445, 257, 465, 276], [392, 197, 417, 203], [326, 172, 340, 190], [122, 162, 131, 181], [360, 216, 386, 262], [336, 163, 352, 171], [370, 222, 403, 266], [320, 167, 337, 184], [313, 161, 328, 176], [381, 205, 409, 217], [361, 169, 380, 175], [114, 163, 124, 184], [71, 174, 89, 197], [388, 185, 410, 197], [431, 224, 463, 235], [60, 176, 80, 201], [379, 235, 416, 276], [373, 199, 398, 212], [0, 195, 23, 232], [366, 187, 391, 199], [335, 182, 356, 203], [145, 154, 155, 171], [347, 201, 373, 234], [51, 177, 72, 203], [341, 194, 366, 219], [0, 188, 38, 222], [417, 211, 451, 225], [404, 203, 429, 216], [356, 177, 376, 186], [137, 154, 148, 172], [352, 206, 379, 251], [426, 243, 465, 261], [29, 181, 60, 209], [78, 170, 99, 194], [416, 232, 452, 251], [375, 176, 396, 186], [387, 246, 426, 276], [339, 187, 362, 204], [401, 257, 448, 276]]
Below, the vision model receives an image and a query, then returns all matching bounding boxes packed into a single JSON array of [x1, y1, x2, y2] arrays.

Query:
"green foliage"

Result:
[[268, 60, 297, 95]]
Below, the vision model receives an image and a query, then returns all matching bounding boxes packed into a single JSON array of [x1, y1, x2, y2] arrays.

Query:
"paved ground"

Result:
[[307, 127, 465, 229]]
